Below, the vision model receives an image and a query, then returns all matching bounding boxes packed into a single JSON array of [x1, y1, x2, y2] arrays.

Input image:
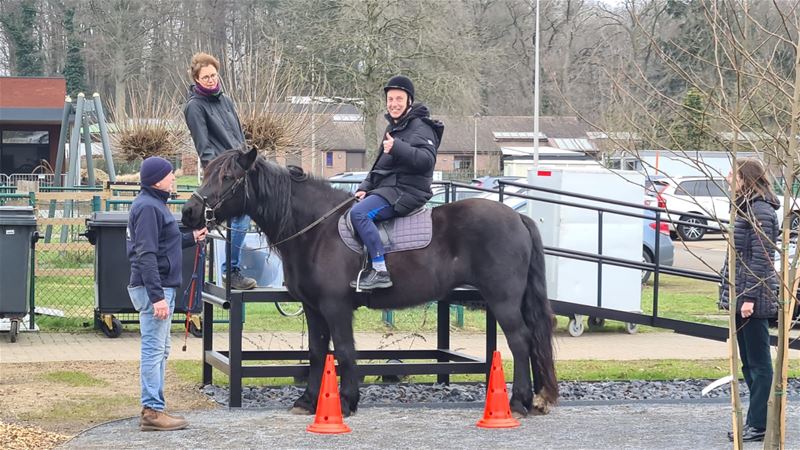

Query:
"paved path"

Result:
[[673, 238, 727, 273], [2, 329, 798, 364]]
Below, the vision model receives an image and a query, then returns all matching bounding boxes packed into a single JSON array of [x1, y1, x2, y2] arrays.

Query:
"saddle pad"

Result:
[[338, 207, 433, 255]]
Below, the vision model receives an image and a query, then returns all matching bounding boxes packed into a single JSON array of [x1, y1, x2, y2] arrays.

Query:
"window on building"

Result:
[[454, 156, 472, 170], [1, 130, 50, 174], [325, 151, 334, 167]]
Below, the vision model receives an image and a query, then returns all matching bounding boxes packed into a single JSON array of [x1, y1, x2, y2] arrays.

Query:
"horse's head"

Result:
[[182, 147, 258, 229]]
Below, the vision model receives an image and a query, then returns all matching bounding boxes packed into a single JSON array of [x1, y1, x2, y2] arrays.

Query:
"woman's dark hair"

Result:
[[735, 158, 775, 200]]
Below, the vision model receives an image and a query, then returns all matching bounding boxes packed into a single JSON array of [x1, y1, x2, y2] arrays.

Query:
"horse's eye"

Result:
[[223, 175, 232, 181]]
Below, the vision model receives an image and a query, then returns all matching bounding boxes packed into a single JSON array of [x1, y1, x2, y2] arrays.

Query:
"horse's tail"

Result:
[[520, 214, 558, 406]]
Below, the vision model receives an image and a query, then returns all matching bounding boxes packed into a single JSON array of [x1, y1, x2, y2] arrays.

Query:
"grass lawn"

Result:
[[33, 274, 729, 334], [176, 175, 200, 187]]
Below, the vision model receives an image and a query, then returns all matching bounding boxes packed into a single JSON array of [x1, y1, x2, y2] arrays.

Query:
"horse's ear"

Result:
[[239, 147, 258, 170]]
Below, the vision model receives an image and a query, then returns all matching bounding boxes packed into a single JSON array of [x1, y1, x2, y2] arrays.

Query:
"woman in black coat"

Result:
[[719, 158, 779, 442]]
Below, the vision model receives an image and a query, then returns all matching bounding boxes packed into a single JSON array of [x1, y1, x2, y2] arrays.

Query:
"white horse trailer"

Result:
[[524, 166, 644, 336]]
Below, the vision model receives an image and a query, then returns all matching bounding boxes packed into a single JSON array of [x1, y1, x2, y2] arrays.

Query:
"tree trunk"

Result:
[[764, 36, 800, 449]]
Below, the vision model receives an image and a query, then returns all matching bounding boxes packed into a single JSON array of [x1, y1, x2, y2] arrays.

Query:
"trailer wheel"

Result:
[[567, 317, 584, 337], [189, 319, 203, 338], [9, 320, 19, 343], [100, 316, 123, 338], [587, 316, 605, 331], [625, 322, 639, 334]]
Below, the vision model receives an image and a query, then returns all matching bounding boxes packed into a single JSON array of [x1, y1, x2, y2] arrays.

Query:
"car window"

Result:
[[675, 179, 728, 197], [675, 181, 696, 196], [702, 180, 729, 197]]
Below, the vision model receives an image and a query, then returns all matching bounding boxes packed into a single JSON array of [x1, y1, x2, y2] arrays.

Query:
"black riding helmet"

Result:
[[384, 75, 414, 105]]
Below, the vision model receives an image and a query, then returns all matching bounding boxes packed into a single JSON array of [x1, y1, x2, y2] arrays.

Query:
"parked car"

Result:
[[470, 176, 525, 189], [329, 171, 369, 194], [641, 210, 675, 283], [656, 176, 730, 241], [656, 175, 800, 241]]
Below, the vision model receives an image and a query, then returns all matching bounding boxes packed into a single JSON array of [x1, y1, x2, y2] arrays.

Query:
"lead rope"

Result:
[[182, 243, 205, 352]]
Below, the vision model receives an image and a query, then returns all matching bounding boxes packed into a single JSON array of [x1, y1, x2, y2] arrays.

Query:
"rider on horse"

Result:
[[350, 75, 445, 290]]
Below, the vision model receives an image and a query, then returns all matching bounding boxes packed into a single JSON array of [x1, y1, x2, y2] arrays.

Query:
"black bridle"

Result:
[[192, 171, 250, 228], [191, 165, 356, 250]]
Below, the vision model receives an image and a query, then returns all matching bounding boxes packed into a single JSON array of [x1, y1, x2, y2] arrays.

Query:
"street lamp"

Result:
[[473, 113, 480, 179], [533, 0, 541, 168]]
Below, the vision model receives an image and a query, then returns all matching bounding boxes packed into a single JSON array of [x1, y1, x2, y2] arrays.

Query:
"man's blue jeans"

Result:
[[222, 214, 250, 273], [128, 285, 176, 411]]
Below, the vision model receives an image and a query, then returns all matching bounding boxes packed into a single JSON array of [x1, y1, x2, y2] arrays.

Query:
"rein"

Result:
[[194, 167, 356, 251]]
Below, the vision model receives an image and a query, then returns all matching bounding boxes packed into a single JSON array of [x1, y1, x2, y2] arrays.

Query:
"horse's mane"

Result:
[[212, 150, 350, 242]]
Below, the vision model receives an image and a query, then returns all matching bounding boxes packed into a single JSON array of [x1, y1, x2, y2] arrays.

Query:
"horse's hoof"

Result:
[[511, 410, 527, 419], [531, 395, 551, 415], [289, 406, 313, 415]]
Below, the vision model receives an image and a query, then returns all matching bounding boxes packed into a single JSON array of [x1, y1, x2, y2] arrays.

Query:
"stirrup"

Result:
[[354, 267, 371, 293]]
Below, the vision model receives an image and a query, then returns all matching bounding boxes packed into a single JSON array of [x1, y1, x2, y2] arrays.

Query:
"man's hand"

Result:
[[152, 299, 169, 320], [355, 191, 367, 200], [383, 132, 394, 153], [193, 227, 208, 242], [740, 300, 755, 318]]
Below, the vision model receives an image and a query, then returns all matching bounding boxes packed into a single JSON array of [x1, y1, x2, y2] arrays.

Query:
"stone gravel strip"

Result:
[[201, 379, 800, 408]]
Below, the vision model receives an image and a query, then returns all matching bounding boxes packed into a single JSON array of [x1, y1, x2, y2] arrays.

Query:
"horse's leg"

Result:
[[320, 300, 359, 417], [290, 306, 330, 415], [487, 294, 534, 417]]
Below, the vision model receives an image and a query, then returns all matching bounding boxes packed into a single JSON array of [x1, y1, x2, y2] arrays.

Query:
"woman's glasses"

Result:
[[199, 73, 218, 82]]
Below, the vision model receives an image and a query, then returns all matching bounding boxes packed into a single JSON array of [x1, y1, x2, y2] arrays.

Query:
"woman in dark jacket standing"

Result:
[[349, 75, 444, 290], [719, 158, 779, 442], [183, 52, 256, 290]]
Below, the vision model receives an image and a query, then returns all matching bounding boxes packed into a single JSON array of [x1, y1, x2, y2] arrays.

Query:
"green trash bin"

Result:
[[0, 206, 37, 342], [85, 211, 200, 338]]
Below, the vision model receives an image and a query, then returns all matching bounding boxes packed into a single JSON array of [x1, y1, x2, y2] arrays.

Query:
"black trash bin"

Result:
[[0, 206, 37, 342], [85, 211, 202, 338]]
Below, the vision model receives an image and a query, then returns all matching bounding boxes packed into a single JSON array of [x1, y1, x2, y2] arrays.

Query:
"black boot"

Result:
[[350, 269, 393, 290], [728, 425, 765, 442]]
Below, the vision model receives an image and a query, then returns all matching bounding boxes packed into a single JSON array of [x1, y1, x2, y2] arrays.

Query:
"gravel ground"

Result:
[[60, 380, 800, 449], [60, 401, 800, 449], [199, 379, 800, 408]]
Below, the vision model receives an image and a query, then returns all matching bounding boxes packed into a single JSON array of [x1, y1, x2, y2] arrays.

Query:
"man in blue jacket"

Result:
[[350, 75, 444, 290], [127, 156, 207, 431]]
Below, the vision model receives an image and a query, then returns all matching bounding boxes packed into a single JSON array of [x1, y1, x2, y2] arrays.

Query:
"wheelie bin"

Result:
[[85, 211, 201, 337], [0, 207, 37, 342]]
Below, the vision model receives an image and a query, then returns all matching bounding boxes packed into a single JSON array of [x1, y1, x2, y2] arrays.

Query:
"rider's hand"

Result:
[[383, 132, 394, 153], [152, 299, 169, 320], [355, 191, 367, 200], [193, 227, 208, 242]]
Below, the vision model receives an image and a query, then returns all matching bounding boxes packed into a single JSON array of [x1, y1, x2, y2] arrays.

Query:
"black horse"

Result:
[[182, 148, 557, 417]]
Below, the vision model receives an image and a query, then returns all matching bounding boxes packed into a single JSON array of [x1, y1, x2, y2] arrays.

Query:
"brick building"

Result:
[[0, 77, 66, 175]]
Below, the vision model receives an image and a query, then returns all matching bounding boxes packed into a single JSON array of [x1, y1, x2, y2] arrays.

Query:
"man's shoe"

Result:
[[140, 408, 184, 423], [223, 268, 257, 290], [140, 407, 188, 431], [728, 425, 765, 442], [350, 269, 393, 290]]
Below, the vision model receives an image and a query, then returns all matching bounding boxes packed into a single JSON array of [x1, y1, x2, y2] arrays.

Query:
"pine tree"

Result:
[[63, 7, 86, 96], [0, 0, 43, 76]]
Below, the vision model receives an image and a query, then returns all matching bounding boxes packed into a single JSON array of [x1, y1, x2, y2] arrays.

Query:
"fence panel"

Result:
[[33, 191, 100, 325], [9, 173, 56, 188]]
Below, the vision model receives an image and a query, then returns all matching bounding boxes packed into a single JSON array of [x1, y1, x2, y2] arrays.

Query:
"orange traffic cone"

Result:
[[476, 351, 520, 429], [306, 354, 352, 434]]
